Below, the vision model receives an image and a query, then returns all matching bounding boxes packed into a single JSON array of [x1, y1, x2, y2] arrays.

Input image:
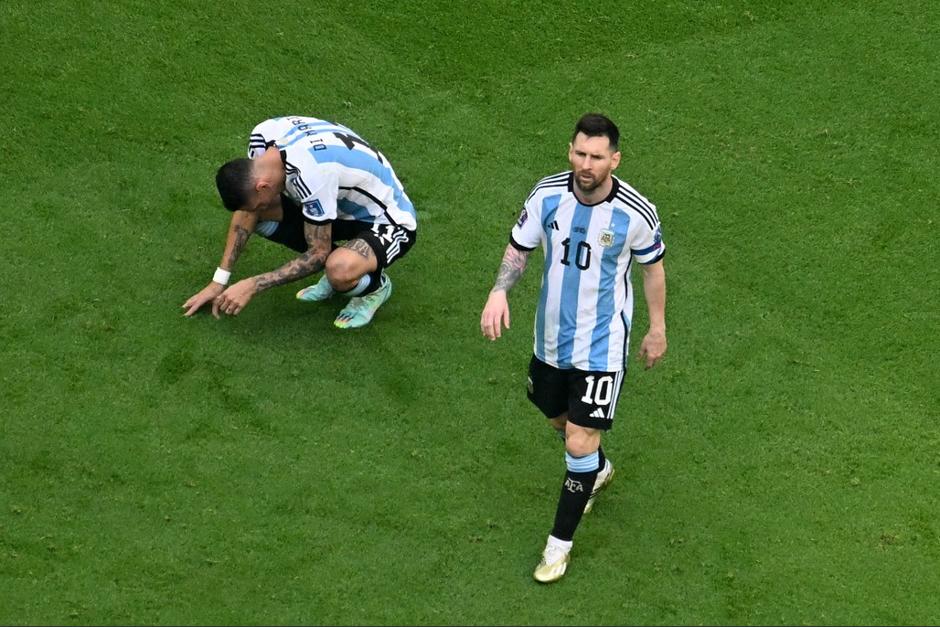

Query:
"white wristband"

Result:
[[212, 267, 231, 285]]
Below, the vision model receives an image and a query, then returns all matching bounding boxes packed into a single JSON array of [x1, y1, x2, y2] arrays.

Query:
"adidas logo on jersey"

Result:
[[549, 220, 560, 231], [589, 408, 606, 419]]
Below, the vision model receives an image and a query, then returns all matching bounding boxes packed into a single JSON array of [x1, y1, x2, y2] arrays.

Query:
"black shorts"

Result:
[[336, 222, 416, 269], [527, 355, 625, 430], [262, 196, 416, 269]]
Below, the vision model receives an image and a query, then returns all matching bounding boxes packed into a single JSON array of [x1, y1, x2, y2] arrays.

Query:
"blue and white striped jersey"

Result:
[[247, 116, 417, 231], [511, 172, 665, 372]]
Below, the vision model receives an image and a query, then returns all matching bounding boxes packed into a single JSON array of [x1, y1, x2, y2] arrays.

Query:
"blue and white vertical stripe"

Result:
[[512, 173, 664, 373]]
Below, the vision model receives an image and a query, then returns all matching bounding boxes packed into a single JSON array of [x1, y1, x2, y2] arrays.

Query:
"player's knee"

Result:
[[564, 428, 599, 458], [325, 253, 363, 288]]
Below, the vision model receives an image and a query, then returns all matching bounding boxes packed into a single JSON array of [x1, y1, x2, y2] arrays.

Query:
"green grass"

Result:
[[2, 0, 938, 624]]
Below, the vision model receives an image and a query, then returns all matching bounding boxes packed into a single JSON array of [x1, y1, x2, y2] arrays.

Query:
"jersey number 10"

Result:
[[560, 238, 592, 270]]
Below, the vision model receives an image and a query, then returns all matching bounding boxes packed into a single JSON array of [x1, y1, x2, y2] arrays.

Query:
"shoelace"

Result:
[[542, 545, 568, 565]]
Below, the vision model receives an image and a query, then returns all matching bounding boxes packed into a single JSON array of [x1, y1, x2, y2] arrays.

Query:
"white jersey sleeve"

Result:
[[622, 186, 665, 265], [293, 167, 340, 224], [510, 172, 570, 250], [631, 221, 665, 264], [510, 198, 543, 250]]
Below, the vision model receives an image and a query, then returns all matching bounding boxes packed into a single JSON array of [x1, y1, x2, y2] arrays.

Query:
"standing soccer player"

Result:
[[480, 113, 667, 583], [183, 115, 417, 328]]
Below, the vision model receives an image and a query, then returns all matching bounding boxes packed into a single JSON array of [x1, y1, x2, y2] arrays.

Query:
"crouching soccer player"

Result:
[[183, 115, 417, 328]]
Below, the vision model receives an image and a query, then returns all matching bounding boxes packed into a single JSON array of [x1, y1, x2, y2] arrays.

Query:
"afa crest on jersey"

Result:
[[598, 229, 615, 248]]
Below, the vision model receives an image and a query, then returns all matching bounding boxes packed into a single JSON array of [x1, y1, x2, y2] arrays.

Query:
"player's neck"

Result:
[[257, 150, 286, 191], [573, 176, 613, 205]]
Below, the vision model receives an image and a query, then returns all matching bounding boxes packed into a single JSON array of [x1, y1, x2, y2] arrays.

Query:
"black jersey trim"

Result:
[[640, 250, 666, 265], [573, 176, 621, 207], [615, 181, 658, 228], [292, 176, 312, 199], [615, 192, 657, 230], [339, 185, 387, 210], [339, 186, 399, 227], [534, 171, 570, 187], [525, 172, 571, 203], [620, 258, 633, 369], [509, 235, 537, 252], [615, 187, 657, 219], [302, 216, 335, 226], [283, 157, 312, 198], [605, 177, 620, 204]]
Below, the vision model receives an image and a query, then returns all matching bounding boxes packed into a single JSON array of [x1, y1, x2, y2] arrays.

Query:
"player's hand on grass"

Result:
[[213, 278, 257, 318], [638, 329, 667, 369], [481, 290, 511, 340], [182, 283, 225, 317]]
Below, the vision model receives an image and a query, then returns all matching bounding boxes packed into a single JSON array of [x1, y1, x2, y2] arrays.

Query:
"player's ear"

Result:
[[610, 151, 621, 170]]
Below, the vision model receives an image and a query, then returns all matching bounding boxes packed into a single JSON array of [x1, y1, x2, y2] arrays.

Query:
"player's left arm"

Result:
[[213, 222, 332, 317], [638, 259, 667, 369]]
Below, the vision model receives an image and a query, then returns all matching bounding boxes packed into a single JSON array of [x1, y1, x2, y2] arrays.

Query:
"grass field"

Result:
[[2, 1, 938, 624]]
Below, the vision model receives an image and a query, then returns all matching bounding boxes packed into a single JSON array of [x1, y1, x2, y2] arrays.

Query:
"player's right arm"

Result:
[[480, 243, 531, 340], [481, 193, 543, 340], [210, 220, 332, 317], [182, 209, 259, 317]]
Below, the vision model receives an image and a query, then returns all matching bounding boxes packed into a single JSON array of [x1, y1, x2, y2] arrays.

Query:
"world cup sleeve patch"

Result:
[[516, 207, 528, 228], [303, 199, 325, 218]]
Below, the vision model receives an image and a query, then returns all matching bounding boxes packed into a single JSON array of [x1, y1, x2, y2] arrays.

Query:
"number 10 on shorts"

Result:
[[581, 375, 615, 406]]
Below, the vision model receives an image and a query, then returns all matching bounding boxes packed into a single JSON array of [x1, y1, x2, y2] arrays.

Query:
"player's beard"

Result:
[[575, 171, 602, 194]]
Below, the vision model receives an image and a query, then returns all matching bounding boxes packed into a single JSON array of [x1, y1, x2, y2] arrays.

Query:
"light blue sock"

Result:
[[565, 451, 600, 473]]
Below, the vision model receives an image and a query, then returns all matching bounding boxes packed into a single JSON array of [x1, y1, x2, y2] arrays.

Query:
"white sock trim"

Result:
[[343, 274, 372, 297]]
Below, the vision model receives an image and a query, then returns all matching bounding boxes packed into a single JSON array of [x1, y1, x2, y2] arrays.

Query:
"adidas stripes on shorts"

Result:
[[526, 355, 625, 430], [348, 223, 416, 270]]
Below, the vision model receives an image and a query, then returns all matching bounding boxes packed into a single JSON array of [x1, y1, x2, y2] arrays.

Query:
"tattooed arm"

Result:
[[212, 222, 332, 318], [182, 210, 259, 317], [253, 223, 332, 291], [491, 244, 530, 292], [480, 244, 531, 340]]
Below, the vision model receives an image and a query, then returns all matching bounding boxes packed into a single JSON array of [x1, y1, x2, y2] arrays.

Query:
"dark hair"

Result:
[[572, 113, 620, 151], [215, 158, 255, 211]]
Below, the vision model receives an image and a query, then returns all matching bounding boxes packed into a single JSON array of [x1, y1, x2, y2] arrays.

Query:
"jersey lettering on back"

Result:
[[246, 116, 417, 231]]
